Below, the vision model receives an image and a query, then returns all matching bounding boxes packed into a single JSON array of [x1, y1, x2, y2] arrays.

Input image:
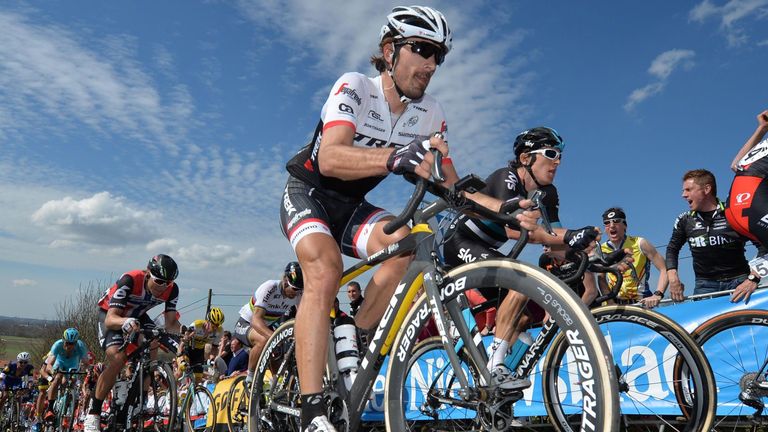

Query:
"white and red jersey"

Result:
[[238, 280, 302, 325], [286, 72, 448, 200], [98, 270, 179, 318]]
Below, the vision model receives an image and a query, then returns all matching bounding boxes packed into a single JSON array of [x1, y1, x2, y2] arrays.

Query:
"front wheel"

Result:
[[689, 309, 768, 431], [226, 376, 249, 432], [384, 259, 620, 431], [182, 384, 215, 432]]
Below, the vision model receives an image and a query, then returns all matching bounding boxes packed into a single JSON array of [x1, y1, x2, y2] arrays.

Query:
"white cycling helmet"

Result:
[[380, 5, 452, 53], [17, 352, 30, 362]]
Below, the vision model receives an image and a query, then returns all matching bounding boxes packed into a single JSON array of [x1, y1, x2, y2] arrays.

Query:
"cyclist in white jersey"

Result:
[[234, 262, 303, 385], [279, 6, 456, 431]]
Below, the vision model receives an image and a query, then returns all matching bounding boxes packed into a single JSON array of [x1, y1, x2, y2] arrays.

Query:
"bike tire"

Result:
[[248, 320, 302, 432], [689, 308, 768, 431], [226, 376, 248, 432], [182, 384, 216, 432], [141, 361, 177, 432], [384, 259, 620, 431], [543, 305, 716, 432]]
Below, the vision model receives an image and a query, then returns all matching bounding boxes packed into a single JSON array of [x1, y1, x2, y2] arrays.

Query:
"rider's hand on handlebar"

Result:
[[122, 317, 140, 334], [386, 133, 448, 180], [564, 226, 600, 252], [500, 197, 540, 231]]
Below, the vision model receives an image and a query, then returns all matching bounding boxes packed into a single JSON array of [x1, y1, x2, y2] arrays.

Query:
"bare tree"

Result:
[[32, 280, 108, 362]]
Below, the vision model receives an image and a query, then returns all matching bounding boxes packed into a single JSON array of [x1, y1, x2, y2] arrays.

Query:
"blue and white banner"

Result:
[[361, 289, 768, 420]]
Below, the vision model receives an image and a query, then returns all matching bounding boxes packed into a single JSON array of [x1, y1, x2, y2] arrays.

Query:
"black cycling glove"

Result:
[[563, 226, 598, 251], [386, 138, 429, 175]]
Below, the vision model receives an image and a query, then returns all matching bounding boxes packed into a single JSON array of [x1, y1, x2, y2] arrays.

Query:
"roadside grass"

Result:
[[0, 335, 45, 364]]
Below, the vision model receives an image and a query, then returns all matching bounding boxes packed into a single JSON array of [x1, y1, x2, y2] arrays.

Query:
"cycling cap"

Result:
[[63, 328, 79, 343], [513, 127, 564, 157], [381, 5, 452, 53], [206, 307, 225, 326], [147, 254, 179, 281], [602, 208, 627, 221], [284, 261, 304, 290], [17, 352, 30, 362]]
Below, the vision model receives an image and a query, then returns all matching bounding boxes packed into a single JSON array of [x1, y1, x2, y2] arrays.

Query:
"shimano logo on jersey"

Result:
[[333, 82, 362, 105], [403, 116, 419, 128]]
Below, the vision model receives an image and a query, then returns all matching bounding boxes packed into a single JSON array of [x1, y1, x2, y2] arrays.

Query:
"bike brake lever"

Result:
[[530, 189, 555, 236]]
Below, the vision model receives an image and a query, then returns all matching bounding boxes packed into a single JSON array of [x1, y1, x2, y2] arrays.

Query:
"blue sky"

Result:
[[1, 0, 767, 322]]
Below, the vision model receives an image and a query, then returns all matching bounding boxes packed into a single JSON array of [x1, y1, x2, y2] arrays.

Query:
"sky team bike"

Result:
[[247, 162, 621, 431]]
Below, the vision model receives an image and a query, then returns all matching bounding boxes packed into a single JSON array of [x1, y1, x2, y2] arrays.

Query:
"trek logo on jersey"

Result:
[[334, 82, 362, 105], [283, 186, 297, 216], [354, 133, 388, 148], [736, 192, 752, 205]]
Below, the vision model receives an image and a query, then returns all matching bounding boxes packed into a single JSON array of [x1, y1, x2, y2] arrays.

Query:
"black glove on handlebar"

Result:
[[563, 226, 598, 251], [386, 138, 429, 175]]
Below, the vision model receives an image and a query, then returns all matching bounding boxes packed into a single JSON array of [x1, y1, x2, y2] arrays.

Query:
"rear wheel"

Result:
[[543, 305, 716, 431], [384, 259, 620, 431]]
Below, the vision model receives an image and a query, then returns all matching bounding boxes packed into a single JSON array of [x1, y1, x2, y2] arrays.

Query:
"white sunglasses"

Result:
[[529, 148, 562, 161]]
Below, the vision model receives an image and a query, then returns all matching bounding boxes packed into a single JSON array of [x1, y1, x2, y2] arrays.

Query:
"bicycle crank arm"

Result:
[[268, 401, 301, 418]]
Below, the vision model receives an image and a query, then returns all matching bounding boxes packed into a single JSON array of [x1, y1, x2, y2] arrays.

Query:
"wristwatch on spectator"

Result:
[[653, 290, 665, 298], [747, 274, 761, 284]]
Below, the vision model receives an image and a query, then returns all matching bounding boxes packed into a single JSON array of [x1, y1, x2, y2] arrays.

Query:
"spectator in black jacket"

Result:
[[346, 282, 364, 317], [666, 169, 751, 296]]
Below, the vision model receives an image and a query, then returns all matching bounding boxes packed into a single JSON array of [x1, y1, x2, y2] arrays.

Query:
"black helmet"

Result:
[[283, 261, 303, 290], [147, 254, 179, 281], [513, 127, 564, 158]]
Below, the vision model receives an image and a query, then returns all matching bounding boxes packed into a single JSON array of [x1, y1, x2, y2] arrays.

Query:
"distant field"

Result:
[[0, 335, 45, 363]]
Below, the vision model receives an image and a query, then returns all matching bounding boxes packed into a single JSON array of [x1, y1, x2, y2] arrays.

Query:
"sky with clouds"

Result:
[[2, 0, 768, 322]]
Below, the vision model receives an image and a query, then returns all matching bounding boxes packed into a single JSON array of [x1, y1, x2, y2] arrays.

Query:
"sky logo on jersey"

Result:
[[334, 82, 362, 105]]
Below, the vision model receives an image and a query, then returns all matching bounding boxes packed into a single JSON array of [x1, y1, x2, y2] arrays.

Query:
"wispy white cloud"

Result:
[[12, 279, 37, 287], [0, 10, 194, 151], [689, 0, 768, 47], [624, 49, 695, 112], [31, 192, 161, 247], [146, 238, 256, 269]]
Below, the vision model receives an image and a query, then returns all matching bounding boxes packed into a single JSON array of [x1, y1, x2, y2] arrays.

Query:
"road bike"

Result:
[[175, 359, 217, 431], [248, 166, 621, 431], [102, 328, 178, 432], [43, 369, 86, 432], [0, 387, 32, 432]]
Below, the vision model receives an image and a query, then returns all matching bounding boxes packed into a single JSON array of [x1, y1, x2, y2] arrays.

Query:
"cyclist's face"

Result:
[[282, 279, 299, 298], [63, 341, 75, 352], [390, 38, 439, 99], [525, 150, 560, 185]]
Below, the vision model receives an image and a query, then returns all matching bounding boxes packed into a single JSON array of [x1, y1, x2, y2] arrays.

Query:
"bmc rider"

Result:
[[84, 254, 181, 432], [43, 328, 89, 422], [279, 6, 456, 431], [443, 127, 600, 392], [233, 261, 303, 386], [726, 109, 768, 302]]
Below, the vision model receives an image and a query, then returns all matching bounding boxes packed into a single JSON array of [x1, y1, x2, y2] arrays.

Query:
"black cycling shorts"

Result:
[[97, 310, 155, 350]]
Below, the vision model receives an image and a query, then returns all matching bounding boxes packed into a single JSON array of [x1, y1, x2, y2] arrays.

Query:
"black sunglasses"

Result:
[[603, 218, 626, 226], [396, 40, 446, 65]]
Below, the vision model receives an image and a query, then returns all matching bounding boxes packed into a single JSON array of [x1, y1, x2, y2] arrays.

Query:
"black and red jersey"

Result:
[[98, 269, 179, 318]]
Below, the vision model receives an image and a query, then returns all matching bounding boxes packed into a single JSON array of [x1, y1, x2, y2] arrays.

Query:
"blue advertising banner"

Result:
[[361, 289, 768, 420]]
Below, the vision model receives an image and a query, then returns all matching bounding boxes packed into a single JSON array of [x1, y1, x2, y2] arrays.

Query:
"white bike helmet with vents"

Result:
[[17, 352, 30, 362], [380, 5, 452, 53]]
